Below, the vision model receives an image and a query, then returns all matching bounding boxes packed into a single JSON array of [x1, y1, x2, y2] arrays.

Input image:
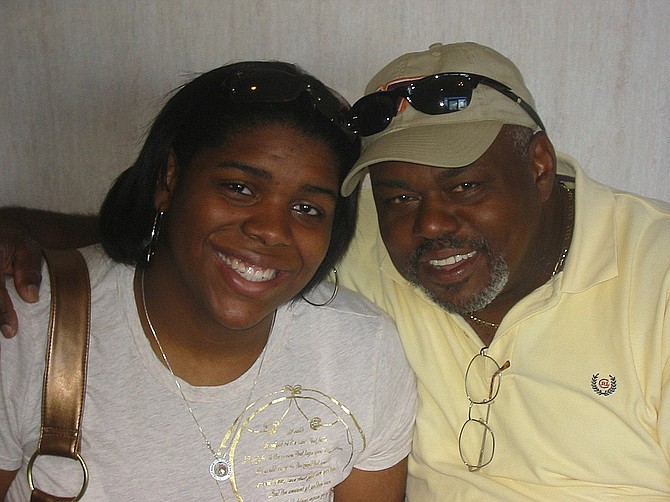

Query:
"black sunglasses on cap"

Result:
[[347, 72, 546, 137], [222, 68, 357, 143]]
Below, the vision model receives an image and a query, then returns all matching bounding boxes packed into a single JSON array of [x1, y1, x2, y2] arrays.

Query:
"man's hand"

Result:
[[0, 221, 43, 338], [0, 207, 100, 338]]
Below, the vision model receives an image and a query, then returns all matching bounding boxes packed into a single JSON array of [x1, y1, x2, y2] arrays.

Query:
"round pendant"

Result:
[[210, 457, 231, 481]]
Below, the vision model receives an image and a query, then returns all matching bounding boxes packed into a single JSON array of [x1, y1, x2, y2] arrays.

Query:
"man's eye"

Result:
[[452, 182, 477, 192], [389, 194, 415, 204]]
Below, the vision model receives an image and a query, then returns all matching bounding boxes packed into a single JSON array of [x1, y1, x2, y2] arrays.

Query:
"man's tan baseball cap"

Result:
[[341, 42, 543, 196]]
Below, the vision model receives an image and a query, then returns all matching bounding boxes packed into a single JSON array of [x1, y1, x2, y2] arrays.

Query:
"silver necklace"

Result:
[[140, 270, 272, 484], [467, 183, 575, 331]]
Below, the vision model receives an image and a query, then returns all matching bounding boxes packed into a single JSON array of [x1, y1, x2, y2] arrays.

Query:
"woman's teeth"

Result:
[[220, 254, 278, 282]]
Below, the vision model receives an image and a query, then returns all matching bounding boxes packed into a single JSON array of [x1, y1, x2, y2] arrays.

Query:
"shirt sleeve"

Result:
[[0, 274, 50, 471], [659, 292, 670, 464], [353, 313, 417, 471]]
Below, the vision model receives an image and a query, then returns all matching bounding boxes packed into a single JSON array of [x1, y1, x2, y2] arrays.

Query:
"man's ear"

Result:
[[154, 150, 179, 211], [528, 131, 557, 203]]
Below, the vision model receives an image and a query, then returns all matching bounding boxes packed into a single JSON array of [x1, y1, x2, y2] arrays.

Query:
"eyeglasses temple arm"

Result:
[[478, 76, 547, 132]]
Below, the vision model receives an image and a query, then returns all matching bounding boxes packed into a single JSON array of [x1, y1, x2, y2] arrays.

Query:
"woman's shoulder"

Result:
[[299, 281, 392, 322], [78, 243, 130, 278], [287, 282, 401, 358], [77, 244, 134, 295]]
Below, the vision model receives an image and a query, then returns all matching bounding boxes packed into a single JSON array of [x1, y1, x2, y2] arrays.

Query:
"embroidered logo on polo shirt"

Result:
[[591, 373, 617, 396]]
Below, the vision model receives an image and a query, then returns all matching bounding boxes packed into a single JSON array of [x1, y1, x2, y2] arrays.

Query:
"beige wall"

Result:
[[2, 0, 669, 212]]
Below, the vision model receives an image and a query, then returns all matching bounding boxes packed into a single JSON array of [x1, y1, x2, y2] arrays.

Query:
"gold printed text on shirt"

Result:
[[219, 384, 366, 501]]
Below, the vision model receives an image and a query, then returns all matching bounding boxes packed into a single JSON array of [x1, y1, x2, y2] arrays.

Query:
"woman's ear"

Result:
[[529, 131, 557, 203], [154, 150, 179, 211]]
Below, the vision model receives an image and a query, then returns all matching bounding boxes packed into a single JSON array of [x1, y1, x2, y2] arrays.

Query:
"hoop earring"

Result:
[[145, 210, 164, 265], [302, 268, 339, 307]]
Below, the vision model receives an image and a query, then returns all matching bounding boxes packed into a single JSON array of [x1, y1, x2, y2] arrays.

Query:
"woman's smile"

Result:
[[218, 251, 279, 283]]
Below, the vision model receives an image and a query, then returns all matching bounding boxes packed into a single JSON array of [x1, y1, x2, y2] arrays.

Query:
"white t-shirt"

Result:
[[0, 245, 416, 501]]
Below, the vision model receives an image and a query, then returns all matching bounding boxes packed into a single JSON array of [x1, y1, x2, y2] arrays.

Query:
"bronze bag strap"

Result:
[[28, 249, 91, 502]]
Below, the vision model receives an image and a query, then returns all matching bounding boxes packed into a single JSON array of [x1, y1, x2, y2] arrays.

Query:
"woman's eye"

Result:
[[224, 182, 252, 196], [293, 203, 321, 217]]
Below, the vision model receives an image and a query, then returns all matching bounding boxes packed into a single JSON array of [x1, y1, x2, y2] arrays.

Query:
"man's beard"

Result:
[[404, 237, 509, 315]]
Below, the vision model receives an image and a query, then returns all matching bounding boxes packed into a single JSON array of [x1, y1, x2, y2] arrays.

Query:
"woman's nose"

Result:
[[241, 202, 292, 246]]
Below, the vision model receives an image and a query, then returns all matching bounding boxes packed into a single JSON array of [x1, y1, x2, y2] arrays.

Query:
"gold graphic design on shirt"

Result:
[[218, 385, 366, 501]]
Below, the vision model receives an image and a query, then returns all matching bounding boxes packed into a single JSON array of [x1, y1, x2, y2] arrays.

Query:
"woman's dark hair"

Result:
[[99, 61, 360, 297]]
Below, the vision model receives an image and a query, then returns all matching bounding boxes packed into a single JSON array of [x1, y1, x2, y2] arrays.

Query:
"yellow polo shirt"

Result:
[[339, 154, 670, 500]]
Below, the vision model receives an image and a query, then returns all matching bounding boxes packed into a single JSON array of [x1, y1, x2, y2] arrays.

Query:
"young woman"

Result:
[[0, 61, 416, 501]]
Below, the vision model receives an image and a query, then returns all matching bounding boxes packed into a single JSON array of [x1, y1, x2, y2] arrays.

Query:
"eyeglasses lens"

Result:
[[459, 418, 495, 470], [465, 353, 503, 404], [228, 71, 303, 104], [348, 94, 398, 136], [407, 74, 473, 115], [225, 70, 356, 144]]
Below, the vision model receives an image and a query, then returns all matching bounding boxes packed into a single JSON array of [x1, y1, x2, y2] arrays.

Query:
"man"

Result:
[[338, 41, 670, 499], [2, 42, 669, 499]]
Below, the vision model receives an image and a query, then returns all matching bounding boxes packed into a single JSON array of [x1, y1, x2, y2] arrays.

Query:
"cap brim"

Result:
[[341, 121, 503, 196]]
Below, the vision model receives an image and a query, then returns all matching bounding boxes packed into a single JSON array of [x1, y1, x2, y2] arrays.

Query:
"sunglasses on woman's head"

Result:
[[346, 72, 545, 137], [222, 68, 357, 143]]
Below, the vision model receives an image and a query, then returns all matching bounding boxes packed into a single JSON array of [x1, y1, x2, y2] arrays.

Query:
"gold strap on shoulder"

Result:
[[28, 249, 90, 502]]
